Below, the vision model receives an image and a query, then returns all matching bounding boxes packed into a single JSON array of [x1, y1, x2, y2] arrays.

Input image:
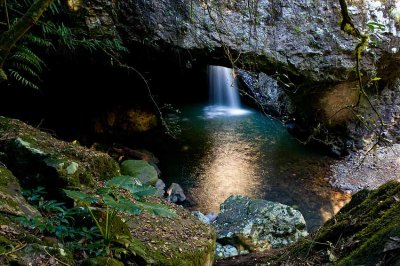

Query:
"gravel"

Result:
[[330, 144, 400, 193]]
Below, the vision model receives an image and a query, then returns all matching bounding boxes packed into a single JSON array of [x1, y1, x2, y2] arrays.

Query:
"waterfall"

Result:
[[205, 65, 250, 118]]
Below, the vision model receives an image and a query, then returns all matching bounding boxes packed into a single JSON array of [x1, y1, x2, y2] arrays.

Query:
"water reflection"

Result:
[[163, 105, 350, 230]]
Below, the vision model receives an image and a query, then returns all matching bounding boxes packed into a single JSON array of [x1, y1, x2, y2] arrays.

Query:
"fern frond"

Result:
[[11, 62, 42, 80], [24, 33, 54, 48], [41, 21, 57, 35], [49, 0, 61, 15], [103, 39, 129, 53], [8, 69, 40, 90], [10, 46, 46, 72]]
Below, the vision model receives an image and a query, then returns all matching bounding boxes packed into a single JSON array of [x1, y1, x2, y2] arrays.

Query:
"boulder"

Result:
[[120, 159, 159, 186], [0, 165, 39, 218], [217, 180, 400, 265], [155, 178, 166, 197], [215, 243, 239, 259], [166, 183, 187, 203], [127, 198, 216, 266], [192, 211, 211, 224], [0, 116, 120, 191], [205, 212, 218, 223], [214, 195, 308, 252]]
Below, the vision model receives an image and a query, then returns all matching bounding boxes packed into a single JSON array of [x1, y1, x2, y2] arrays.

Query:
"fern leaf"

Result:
[[8, 69, 39, 90], [11, 62, 42, 80], [24, 33, 54, 48], [11, 46, 46, 72]]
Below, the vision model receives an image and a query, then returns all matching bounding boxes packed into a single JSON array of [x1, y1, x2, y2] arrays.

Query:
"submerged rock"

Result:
[[214, 195, 308, 252], [0, 116, 119, 192]]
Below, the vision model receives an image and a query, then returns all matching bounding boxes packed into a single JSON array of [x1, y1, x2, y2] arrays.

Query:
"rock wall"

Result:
[[69, 0, 400, 153]]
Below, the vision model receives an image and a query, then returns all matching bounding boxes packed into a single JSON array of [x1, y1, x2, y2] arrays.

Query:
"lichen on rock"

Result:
[[214, 195, 308, 252]]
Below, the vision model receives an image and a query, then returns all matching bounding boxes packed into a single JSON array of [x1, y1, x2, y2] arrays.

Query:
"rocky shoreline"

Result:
[[331, 144, 400, 193]]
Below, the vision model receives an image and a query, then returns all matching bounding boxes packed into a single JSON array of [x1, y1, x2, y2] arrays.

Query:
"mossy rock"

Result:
[[238, 180, 400, 265], [82, 257, 124, 266], [0, 166, 39, 217], [14, 243, 74, 266], [127, 197, 216, 266], [120, 160, 158, 186], [0, 116, 120, 192]]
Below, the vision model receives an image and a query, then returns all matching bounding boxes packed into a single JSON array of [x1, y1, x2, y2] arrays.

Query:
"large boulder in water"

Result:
[[0, 116, 120, 192], [214, 195, 308, 252]]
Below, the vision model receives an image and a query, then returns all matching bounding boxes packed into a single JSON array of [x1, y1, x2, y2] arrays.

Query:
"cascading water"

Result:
[[204, 65, 250, 118]]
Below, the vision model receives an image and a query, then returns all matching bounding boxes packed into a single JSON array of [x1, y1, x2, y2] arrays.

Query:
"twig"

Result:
[[0, 243, 27, 257], [43, 247, 71, 266]]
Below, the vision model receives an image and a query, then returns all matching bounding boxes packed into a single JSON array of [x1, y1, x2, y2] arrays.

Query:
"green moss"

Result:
[[0, 116, 120, 192], [0, 166, 39, 217], [82, 257, 124, 266], [256, 181, 400, 265], [127, 200, 216, 266]]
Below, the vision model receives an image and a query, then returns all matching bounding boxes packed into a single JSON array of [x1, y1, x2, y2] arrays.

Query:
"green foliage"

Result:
[[7, 40, 47, 90], [2, 0, 128, 90], [18, 187, 110, 257], [64, 175, 175, 258], [366, 21, 386, 32]]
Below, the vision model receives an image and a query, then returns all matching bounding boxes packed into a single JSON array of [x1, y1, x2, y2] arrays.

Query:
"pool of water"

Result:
[[162, 104, 350, 231]]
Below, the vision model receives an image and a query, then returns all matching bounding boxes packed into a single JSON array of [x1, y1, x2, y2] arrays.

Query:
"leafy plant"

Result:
[[7, 39, 48, 90], [64, 175, 176, 257], [2, 0, 128, 89]]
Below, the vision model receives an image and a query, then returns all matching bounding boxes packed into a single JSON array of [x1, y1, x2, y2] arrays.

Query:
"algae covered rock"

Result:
[[0, 165, 39, 217], [214, 195, 308, 252], [0, 116, 120, 190], [120, 159, 158, 186]]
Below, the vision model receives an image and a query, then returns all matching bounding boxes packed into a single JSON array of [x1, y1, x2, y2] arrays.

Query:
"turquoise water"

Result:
[[163, 104, 349, 230]]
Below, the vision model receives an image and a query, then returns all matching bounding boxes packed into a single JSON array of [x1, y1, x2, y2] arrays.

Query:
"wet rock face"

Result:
[[115, 0, 399, 83], [214, 195, 308, 252], [238, 71, 295, 118]]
